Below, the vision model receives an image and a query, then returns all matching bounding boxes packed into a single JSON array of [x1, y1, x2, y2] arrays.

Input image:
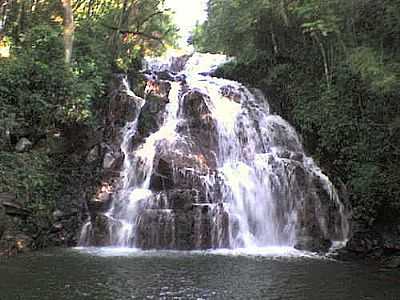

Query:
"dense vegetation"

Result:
[[0, 0, 176, 247], [193, 0, 400, 229]]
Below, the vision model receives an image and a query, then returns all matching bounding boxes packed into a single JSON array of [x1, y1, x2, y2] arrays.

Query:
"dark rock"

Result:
[[295, 236, 332, 253], [0, 193, 30, 218], [174, 212, 194, 250], [87, 196, 112, 218], [168, 189, 198, 211], [169, 54, 191, 73], [136, 210, 176, 249], [91, 215, 112, 246], [145, 80, 171, 99], [220, 85, 241, 103], [149, 158, 174, 191], [136, 94, 168, 141], [383, 256, 400, 269], [108, 77, 144, 129], [34, 131, 68, 154], [157, 71, 175, 81], [346, 232, 381, 254]]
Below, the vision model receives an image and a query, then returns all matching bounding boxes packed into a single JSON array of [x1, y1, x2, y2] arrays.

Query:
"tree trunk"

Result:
[[110, 0, 128, 61], [61, 0, 74, 64], [313, 33, 331, 89]]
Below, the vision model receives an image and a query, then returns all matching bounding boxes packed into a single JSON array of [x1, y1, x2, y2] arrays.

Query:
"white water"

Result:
[[79, 53, 349, 253], [104, 82, 183, 247]]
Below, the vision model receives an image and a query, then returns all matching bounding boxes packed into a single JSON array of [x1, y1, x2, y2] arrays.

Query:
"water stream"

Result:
[[79, 53, 349, 253]]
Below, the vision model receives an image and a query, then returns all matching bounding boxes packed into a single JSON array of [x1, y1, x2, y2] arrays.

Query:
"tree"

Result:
[[195, 0, 400, 231], [61, 0, 74, 64]]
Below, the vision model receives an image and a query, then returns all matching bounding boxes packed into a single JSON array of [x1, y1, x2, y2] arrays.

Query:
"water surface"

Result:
[[0, 248, 399, 300]]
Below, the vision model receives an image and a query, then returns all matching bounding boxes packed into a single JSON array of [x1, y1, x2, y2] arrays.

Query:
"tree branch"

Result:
[[102, 22, 166, 46]]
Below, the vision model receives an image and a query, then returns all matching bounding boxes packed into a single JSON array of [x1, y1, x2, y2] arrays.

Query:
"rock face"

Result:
[[0, 193, 33, 255], [342, 221, 400, 259], [80, 54, 350, 252]]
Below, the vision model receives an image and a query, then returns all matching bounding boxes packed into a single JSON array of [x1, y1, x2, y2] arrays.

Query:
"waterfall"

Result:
[[79, 53, 349, 252]]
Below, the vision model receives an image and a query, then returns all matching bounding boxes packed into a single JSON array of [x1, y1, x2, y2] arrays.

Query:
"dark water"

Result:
[[0, 248, 399, 300]]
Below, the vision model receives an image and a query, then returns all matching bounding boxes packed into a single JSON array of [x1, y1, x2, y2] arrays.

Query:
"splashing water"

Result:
[[79, 53, 349, 252]]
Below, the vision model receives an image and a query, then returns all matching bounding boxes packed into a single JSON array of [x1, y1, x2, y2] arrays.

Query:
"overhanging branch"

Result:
[[102, 22, 166, 46]]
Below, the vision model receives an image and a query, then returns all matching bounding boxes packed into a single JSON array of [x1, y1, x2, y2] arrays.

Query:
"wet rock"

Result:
[[145, 80, 171, 98], [168, 189, 198, 211], [181, 90, 210, 119], [136, 94, 168, 140], [149, 153, 218, 201], [108, 75, 144, 128], [346, 231, 381, 254], [91, 215, 112, 246], [295, 236, 332, 253], [169, 54, 191, 73], [149, 158, 174, 191], [137, 210, 176, 249], [220, 85, 241, 103], [15, 137, 33, 152], [156, 70, 175, 81], [178, 90, 219, 168], [87, 196, 111, 218], [174, 212, 194, 250]]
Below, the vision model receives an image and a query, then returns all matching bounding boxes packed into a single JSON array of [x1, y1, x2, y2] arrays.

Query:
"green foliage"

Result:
[[197, 0, 400, 226], [0, 0, 178, 247], [0, 151, 59, 221], [348, 47, 399, 94]]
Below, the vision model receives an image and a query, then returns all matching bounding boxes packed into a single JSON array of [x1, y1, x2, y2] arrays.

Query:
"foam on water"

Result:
[[73, 246, 321, 259]]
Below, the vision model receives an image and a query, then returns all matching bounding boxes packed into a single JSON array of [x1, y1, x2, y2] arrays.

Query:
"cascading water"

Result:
[[79, 53, 349, 252]]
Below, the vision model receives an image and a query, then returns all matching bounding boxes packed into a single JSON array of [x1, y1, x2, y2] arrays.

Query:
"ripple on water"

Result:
[[1, 248, 400, 300]]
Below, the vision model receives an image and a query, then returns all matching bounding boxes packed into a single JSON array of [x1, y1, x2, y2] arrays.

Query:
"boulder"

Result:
[[86, 145, 100, 163], [145, 80, 171, 98], [15, 137, 33, 152], [103, 152, 117, 169]]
